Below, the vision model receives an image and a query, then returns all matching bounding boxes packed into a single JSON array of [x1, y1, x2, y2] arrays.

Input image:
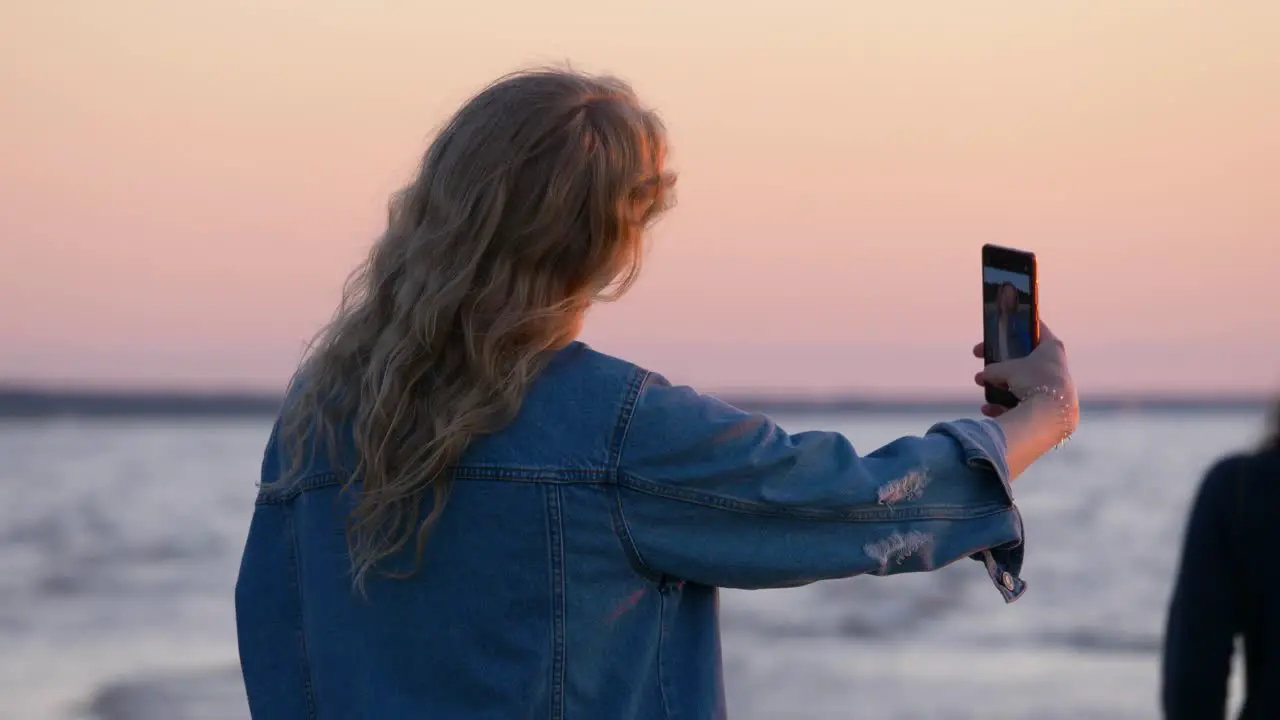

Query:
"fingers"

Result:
[[980, 404, 1008, 418], [973, 341, 1012, 419], [975, 359, 1018, 387]]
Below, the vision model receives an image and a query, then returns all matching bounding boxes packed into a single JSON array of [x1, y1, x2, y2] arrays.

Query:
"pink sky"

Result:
[[2, 1, 1278, 394]]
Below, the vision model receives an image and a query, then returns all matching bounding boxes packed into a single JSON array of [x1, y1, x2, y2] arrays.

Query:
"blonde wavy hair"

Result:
[[278, 69, 675, 591]]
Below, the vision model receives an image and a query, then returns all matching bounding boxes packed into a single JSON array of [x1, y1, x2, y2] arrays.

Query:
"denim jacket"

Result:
[[236, 342, 1026, 719]]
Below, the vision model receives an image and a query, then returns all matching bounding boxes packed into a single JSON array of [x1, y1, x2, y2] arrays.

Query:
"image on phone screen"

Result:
[[982, 267, 1034, 363]]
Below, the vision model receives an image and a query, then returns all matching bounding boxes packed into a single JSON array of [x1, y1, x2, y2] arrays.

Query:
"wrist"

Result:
[[993, 385, 1078, 480], [1015, 385, 1078, 449]]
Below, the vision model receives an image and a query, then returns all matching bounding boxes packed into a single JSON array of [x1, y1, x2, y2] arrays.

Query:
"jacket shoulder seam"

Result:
[[608, 366, 651, 474]]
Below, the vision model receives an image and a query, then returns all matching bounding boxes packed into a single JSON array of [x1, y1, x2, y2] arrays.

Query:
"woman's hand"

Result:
[[972, 322, 1076, 416], [971, 322, 1080, 479]]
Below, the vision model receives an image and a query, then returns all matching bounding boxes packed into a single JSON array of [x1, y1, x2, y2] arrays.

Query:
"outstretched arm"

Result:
[[613, 373, 1027, 600]]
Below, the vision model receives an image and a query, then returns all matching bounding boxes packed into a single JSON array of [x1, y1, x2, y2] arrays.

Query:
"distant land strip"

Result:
[[0, 386, 1270, 418]]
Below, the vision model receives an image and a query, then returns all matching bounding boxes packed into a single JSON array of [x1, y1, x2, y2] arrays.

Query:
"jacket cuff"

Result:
[[927, 417, 1027, 603], [927, 417, 1013, 501]]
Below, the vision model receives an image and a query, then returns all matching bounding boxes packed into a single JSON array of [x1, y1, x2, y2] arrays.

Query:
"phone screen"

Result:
[[982, 245, 1038, 406]]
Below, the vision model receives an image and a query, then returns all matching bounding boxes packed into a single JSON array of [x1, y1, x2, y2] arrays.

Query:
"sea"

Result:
[[0, 410, 1265, 720]]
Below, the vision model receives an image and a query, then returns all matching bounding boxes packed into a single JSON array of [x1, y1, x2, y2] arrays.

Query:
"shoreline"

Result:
[[0, 386, 1269, 418]]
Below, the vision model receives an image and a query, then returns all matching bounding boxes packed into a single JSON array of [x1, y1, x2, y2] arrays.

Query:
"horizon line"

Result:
[[0, 384, 1271, 418], [0, 382, 1272, 401]]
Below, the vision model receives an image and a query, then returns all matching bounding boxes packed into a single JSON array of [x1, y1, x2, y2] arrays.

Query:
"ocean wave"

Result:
[[79, 666, 247, 720], [1032, 628, 1162, 655], [0, 509, 226, 601]]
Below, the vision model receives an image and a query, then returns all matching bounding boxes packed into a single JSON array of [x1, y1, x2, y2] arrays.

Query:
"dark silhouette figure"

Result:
[[1163, 403, 1280, 719]]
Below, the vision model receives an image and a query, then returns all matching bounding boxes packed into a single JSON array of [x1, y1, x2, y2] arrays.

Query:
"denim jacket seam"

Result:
[[608, 369, 665, 584], [611, 482, 664, 584], [618, 470, 1010, 522], [283, 505, 320, 719], [607, 367, 650, 473], [545, 485, 568, 720], [656, 590, 674, 719], [452, 466, 613, 483], [256, 472, 341, 505], [255, 468, 612, 506]]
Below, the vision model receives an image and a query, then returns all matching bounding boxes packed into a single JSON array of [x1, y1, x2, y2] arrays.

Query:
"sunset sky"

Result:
[[2, 1, 1277, 394]]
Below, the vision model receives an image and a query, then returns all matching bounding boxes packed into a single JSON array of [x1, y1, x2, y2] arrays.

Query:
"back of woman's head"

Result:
[[280, 68, 676, 590]]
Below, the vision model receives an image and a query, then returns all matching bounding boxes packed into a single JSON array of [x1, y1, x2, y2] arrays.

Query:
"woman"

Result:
[[1162, 403, 1280, 719], [235, 69, 1079, 719], [985, 281, 1033, 362]]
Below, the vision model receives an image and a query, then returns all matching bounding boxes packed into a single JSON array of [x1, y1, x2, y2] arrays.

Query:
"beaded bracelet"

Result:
[[1016, 385, 1077, 450]]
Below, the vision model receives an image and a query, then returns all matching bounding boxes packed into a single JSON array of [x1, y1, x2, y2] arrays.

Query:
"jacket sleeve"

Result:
[[613, 372, 1027, 601], [1161, 458, 1241, 719]]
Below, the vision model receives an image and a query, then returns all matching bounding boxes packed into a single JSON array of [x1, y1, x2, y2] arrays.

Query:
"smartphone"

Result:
[[982, 244, 1039, 408]]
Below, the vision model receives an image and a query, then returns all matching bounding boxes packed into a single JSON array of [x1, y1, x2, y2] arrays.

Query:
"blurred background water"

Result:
[[0, 409, 1262, 719]]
